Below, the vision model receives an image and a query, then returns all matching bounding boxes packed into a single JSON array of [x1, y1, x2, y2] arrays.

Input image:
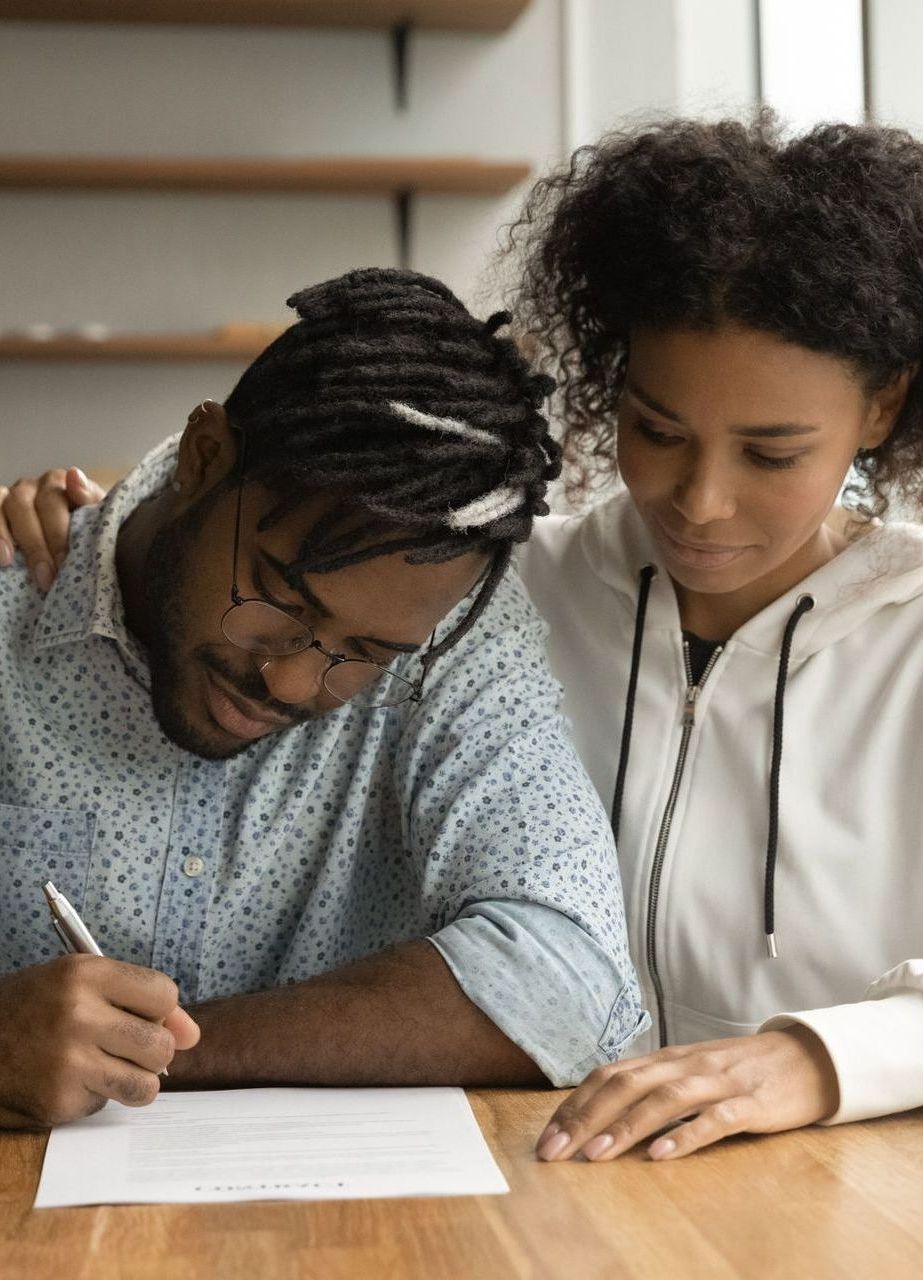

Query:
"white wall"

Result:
[[0, 3, 564, 477], [866, 0, 923, 130], [675, 0, 758, 117], [759, 0, 864, 133], [0, 2, 782, 481], [563, 0, 756, 152]]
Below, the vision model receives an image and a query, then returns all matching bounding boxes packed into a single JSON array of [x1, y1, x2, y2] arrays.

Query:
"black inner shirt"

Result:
[[683, 630, 722, 685]]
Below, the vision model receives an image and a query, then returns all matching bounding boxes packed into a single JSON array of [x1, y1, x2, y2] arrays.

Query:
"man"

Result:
[[0, 269, 644, 1128]]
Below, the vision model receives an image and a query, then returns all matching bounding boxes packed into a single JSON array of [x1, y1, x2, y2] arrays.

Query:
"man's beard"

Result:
[[141, 499, 313, 761]]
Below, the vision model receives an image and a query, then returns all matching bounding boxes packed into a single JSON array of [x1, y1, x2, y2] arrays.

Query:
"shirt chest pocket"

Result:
[[0, 803, 96, 972]]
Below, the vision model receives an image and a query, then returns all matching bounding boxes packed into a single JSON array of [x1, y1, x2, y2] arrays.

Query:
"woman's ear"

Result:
[[173, 400, 236, 498], [861, 366, 917, 450]]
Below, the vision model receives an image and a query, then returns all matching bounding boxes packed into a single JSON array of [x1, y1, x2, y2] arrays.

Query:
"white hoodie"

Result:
[[519, 489, 923, 1124]]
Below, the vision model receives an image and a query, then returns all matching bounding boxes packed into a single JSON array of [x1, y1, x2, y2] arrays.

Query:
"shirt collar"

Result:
[[31, 433, 182, 669]]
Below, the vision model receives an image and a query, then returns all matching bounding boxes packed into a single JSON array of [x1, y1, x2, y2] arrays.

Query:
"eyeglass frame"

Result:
[[219, 429, 429, 709]]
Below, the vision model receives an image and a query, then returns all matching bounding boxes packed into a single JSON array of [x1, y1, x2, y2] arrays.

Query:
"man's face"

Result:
[[143, 482, 487, 760]]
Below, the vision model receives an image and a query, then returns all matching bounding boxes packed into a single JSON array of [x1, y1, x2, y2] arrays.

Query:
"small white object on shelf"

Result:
[[23, 322, 56, 341], [73, 323, 111, 342]]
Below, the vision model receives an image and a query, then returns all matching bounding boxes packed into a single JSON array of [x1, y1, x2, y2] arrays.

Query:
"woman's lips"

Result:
[[654, 519, 751, 570], [204, 671, 294, 741]]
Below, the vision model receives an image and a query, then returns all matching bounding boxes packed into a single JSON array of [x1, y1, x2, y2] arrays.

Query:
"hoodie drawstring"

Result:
[[611, 565, 656, 845], [764, 593, 815, 958], [612, 566, 816, 961]]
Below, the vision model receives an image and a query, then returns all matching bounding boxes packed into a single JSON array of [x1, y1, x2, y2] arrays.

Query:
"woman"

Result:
[[4, 115, 923, 1163], [512, 114, 923, 1163]]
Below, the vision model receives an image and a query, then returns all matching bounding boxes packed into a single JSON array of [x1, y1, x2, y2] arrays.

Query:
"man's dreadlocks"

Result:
[[223, 267, 561, 659]]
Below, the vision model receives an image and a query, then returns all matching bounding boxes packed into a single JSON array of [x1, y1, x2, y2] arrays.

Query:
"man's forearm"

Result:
[[166, 939, 547, 1088]]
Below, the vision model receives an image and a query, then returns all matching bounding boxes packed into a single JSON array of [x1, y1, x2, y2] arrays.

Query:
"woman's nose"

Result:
[[671, 458, 736, 525]]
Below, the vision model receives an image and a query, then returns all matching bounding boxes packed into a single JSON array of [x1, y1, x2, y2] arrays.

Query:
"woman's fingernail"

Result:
[[0, 539, 12, 568], [582, 1134, 615, 1161], [34, 561, 53, 593], [648, 1137, 677, 1160], [537, 1121, 560, 1148], [538, 1131, 571, 1161], [73, 467, 89, 489]]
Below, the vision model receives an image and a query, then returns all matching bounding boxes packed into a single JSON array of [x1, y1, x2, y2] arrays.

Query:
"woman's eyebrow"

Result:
[[625, 383, 820, 436], [730, 424, 820, 438], [625, 383, 687, 423]]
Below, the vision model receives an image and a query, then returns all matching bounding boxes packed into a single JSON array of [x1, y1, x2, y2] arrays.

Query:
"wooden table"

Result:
[[2, 1090, 922, 1279]]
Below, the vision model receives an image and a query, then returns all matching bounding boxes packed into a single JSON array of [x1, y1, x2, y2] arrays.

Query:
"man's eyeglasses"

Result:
[[219, 442, 426, 710]]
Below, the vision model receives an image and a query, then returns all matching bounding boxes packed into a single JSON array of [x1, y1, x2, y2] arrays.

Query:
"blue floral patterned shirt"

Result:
[[0, 437, 646, 1085]]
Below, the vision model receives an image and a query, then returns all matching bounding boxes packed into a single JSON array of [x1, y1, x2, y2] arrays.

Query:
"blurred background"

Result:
[[0, 0, 920, 481]]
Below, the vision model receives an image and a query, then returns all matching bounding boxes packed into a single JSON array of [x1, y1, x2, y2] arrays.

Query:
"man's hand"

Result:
[[0, 467, 105, 592], [0, 954, 200, 1129], [536, 1027, 839, 1163]]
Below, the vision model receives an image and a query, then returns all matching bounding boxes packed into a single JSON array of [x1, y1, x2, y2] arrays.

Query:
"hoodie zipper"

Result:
[[646, 639, 722, 1047]]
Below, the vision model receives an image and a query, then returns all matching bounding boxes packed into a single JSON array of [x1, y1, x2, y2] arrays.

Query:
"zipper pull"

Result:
[[682, 683, 699, 727]]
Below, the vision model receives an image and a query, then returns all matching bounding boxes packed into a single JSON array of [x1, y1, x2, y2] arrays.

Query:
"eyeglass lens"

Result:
[[222, 600, 313, 657], [221, 600, 416, 707]]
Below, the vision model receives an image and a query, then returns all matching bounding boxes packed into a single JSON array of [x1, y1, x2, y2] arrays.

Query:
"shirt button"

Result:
[[182, 855, 205, 878]]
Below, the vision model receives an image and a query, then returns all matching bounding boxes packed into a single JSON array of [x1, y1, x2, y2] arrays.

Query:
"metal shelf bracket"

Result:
[[392, 20, 413, 109], [394, 187, 413, 268]]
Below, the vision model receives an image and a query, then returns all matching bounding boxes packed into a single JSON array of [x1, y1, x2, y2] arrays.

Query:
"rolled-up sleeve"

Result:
[[394, 571, 648, 1086], [431, 899, 647, 1085]]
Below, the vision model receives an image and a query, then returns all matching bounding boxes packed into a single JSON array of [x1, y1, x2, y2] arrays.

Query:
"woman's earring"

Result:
[[171, 479, 182, 493]]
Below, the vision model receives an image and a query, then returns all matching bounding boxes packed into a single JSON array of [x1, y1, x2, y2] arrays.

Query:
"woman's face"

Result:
[[616, 325, 902, 634]]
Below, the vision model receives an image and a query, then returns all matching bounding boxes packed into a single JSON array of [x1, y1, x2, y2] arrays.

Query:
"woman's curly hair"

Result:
[[508, 111, 923, 515]]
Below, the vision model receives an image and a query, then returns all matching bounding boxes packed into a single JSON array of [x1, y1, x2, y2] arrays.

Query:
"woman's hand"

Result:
[[537, 1027, 840, 1163], [0, 467, 106, 591]]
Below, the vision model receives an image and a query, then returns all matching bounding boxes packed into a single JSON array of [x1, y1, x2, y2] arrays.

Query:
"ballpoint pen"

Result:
[[41, 879, 168, 1076], [42, 880, 104, 956]]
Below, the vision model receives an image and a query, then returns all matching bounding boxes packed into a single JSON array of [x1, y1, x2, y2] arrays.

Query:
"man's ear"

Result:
[[172, 401, 237, 498], [861, 366, 917, 450]]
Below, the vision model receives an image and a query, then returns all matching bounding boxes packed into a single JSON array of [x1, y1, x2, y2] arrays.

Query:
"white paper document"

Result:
[[34, 1086, 509, 1207]]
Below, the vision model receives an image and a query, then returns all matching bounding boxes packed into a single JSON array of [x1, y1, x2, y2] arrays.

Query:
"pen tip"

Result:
[[42, 880, 58, 900]]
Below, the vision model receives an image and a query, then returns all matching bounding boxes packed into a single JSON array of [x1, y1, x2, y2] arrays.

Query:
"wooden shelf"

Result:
[[0, 332, 276, 361], [0, 1, 530, 32], [0, 155, 532, 195]]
